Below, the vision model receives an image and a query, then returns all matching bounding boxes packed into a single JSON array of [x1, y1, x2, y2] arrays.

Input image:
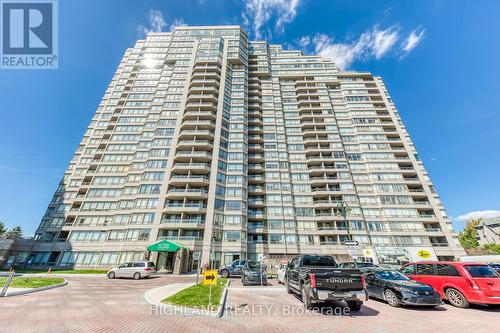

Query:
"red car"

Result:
[[401, 261, 500, 308]]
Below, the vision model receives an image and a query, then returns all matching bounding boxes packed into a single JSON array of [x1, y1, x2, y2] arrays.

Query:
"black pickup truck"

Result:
[[285, 254, 367, 311]]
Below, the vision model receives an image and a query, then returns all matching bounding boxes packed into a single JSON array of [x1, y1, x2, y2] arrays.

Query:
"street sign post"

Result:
[[202, 269, 218, 286]]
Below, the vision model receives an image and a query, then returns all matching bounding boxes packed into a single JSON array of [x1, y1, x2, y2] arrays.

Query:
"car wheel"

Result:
[[285, 278, 293, 294], [107, 272, 115, 279], [347, 301, 363, 311], [220, 269, 229, 278], [301, 284, 313, 309], [384, 289, 400, 307], [446, 288, 469, 308], [133, 272, 141, 280]]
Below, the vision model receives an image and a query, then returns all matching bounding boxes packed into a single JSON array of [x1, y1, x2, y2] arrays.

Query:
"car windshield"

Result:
[[375, 271, 410, 281], [465, 265, 499, 278], [302, 255, 337, 267], [357, 262, 374, 268], [247, 261, 264, 271]]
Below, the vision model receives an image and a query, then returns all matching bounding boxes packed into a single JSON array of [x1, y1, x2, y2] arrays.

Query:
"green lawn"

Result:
[[0, 277, 65, 288], [162, 278, 228, 309], [1, 269, 107, 274]]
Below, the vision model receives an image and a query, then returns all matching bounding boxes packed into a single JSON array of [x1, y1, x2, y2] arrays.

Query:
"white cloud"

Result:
[[297, 36, 311, 48], [402, 27, 425, 54], [137, 10, 185, 37], [170, 18, 186, 29], [454, 210, 500, 223], [311, 25, 400, 70], [372, 26, 399, 59], [243, 0, 301, 39]]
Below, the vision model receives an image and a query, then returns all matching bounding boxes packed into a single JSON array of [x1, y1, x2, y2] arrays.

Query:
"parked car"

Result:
[[401, 261, 500, 308], [241, 260, 267, 286], [489, 263, 500, 273], [107, 261, 156, 280], [339, 261, 379, 269], [219, 259, 247, 278], [363, 268, 441, 307], [277, 264, 287, 284], [285, 254, 367, 311]]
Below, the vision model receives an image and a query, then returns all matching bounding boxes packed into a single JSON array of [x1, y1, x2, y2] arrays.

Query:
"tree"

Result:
[[5, 226, 23, 240], [0, 221, 7, 237], [458, 219, 480, 250], [483, 243, 500, 255]]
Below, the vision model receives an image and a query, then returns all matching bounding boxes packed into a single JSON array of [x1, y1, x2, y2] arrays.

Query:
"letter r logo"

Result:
[[2, 1, 53, 54]]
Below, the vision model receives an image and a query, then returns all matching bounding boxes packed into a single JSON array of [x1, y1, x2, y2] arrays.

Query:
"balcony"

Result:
[[169, 174, 210, 186], [174, 151, 212, 162], [178, 129, 214, 139], [181, 120, 216, 129], [166, 188, 208, 199], [161, 218, 205, 226], [177, 140, 213, 150], [171, 162, 211, 173], [183, 111, 216, 120], [164, 202, 207, 212]]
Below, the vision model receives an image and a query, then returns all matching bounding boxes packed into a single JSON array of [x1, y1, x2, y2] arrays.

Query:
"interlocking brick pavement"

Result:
[[0, 275, 498, 333]]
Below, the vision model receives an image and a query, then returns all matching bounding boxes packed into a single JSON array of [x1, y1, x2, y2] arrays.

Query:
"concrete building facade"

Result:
[[12, 26, 464, 270], [475, 217, 500, 245]]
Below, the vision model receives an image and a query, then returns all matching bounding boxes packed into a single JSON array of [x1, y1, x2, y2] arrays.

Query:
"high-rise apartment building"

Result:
[[21, 26, 464, 271]]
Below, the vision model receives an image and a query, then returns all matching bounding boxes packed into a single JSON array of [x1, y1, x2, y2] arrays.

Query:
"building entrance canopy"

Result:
[[147, 240, 186, 252]]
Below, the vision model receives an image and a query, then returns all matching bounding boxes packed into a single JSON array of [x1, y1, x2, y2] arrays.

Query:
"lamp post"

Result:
[[337, 201, 352, 241], [0, 245, 5, 267]]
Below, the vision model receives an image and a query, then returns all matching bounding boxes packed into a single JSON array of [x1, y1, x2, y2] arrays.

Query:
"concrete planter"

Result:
[[3, 280, 68, 297], [144, 279, 231, 318]]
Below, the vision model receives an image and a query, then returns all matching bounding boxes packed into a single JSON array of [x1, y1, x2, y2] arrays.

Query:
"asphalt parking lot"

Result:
[[0, 275, 498, 333]]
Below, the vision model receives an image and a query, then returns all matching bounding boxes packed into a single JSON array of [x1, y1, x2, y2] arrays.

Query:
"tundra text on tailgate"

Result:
[[285, 255, 367, 311]]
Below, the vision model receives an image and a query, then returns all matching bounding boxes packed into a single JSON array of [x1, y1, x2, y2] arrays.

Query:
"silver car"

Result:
[[277, 264, 287, 284], [107, 261, 156, 280]]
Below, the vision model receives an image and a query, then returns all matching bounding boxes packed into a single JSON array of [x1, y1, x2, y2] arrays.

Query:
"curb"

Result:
[[3, 281, 68, 297], [217, 279, 231, 318], [144, 279, 231, 318]]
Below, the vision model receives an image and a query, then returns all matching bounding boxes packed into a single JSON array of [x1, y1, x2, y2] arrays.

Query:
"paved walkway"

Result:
[[144, 282, 194, 306], [0, 275, 498, 333]]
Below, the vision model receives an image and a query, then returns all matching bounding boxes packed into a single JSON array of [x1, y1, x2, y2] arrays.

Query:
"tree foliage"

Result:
[[5, 226, 23, 239], [0, 221, 7, 236], [482, 243, 500, 255], [458, 219, 480, 250]]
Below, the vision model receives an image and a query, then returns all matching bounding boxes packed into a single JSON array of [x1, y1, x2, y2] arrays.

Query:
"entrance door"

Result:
[[157, 252, 168, 271], [47, 252, 61, 266], [166, 252, 175, 272]]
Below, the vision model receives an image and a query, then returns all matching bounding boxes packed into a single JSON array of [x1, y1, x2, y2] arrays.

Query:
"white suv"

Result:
[[107, 261, 156, 280]]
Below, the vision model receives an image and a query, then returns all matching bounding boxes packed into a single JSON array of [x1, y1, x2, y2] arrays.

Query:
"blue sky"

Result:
[[1, 0, 499, 235]]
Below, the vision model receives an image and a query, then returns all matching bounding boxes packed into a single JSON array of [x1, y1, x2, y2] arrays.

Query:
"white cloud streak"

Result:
[[309, 25, 424, 69], [454, 210, 500, 223], [312, 25, 399, 70], [402, 27, 425, 54], [243, 0, 301, 39], [372, 26, 399, 59], [137, 10, 185, 37]]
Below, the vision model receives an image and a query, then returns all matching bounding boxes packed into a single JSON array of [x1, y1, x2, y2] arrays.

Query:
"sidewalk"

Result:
[[144, 282, 194, 307], [144, 282, 229, 318]]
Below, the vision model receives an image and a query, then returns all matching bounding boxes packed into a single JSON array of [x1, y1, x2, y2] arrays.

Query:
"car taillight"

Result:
[[361, 274, 366, 289], [309, 273, 316, 288], [144, 268, 152, 271]]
